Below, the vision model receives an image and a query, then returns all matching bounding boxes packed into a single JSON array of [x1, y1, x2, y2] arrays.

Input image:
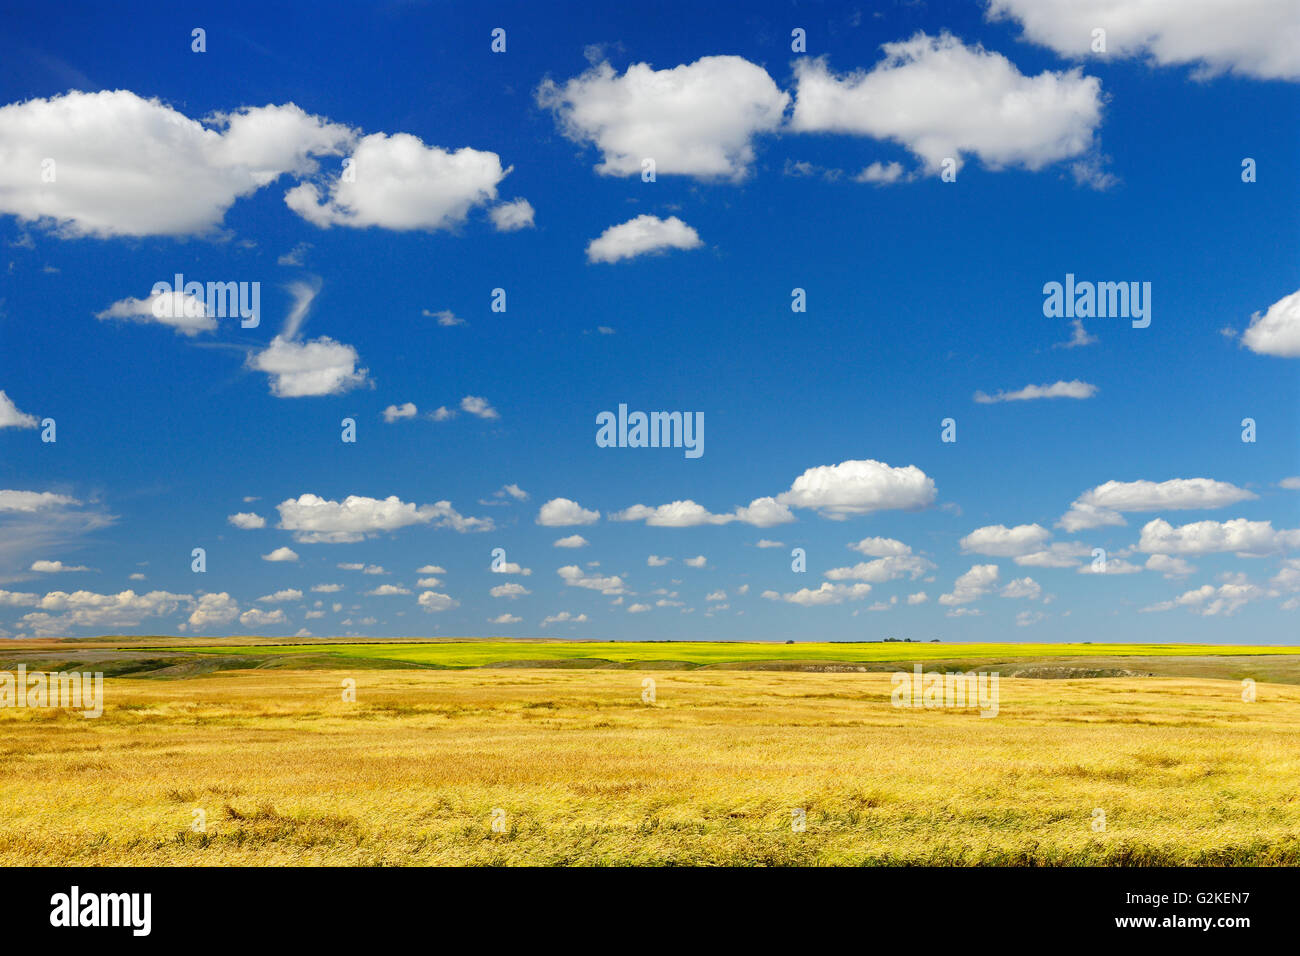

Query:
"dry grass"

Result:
[[2, 667, 1298, 865]]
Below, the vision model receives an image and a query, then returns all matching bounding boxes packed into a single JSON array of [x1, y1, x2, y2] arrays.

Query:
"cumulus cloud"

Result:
[[459, 395, 499, 419], [537, 498, 600, 527], [0, 390, 38, 429], [541, 611, 588, 626], [490, 613, 522, 624], [849, 536, 913, 557], [553, 535, 588, 548], [557, 565, 625, 595], [0, 92, 353, 237], [825, 554, 935, 583], [227, 512, 266, 529], [1137, 518, 1300, 556], [183, 592, 240, 631], [538, 56, 789, 180], [277, 493, 491, 543], [790, 33, 1104, 177], [262, 546, 299, 562], [30, 559, 90, 573], [382, 402, 418, 423], [1059, 478, 1256, 531], [1143, 581, 1266, 617], [248, 337, 369, 398], [684, 555, 707, 568], [1145, 554, 1196, 578], [974, 380, 1097, 403], [95, 291, 216, 336], [939, 564, 999, 606], [987, 0, 1300, 81], [239, 607, 287, 628], [778, 459, 936, 519], [586, 215, 703, 264], [612, 497, 793, 528], [907, 591, 929, 605], [1000, 576, 1042, 600], [490, 582, 531, 599], [285, 131, 524, 231], [764, 582, 873, 606], [489, 198, 535, 231], [1240, 288, 1300, 358], [417, 591, 459, 612], [961, 523, 1051, 557]]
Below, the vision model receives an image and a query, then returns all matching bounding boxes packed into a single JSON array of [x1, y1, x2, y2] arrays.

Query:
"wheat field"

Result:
[[2, 665, 1298, 865]]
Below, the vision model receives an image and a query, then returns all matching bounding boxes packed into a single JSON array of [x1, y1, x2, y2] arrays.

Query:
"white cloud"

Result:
[[0, 390, 37, 429], [939, 564, 999, 606], [538, 56, 789, 180], [183, 592, 240, 631], [0, 490, 79, 512], [825, 554, 935, 583], [907, 591, 928, 605], [416, 565, 446, 575], [647, 555, 670, 567], [1280, 477, 1300, 490], [706, 590, 727, 602], [0, 92, 353, 237], [416, 577, 442, 588], [95, 291, 215, 336], [29, 559, 90, 573], [1145, 554, 1196, 578], [239, 608, 287, 628], [227, 512, 266, 529], [491, 561, 531, 576], [777, 459, 936, 518], [849, 536, 913, 557], [285, 131, 524, 231], [765, 582, 873, 606], [1240, 288, 1300, 358], [1137, 518, 1300, 556], [459, 395, 499, 419], [490, 613, 522, 624], [587, 215, 702, 264], [790, 33, 1104, 176], [960, 523, 1051, 557], [537, 497, 600, 527], [489, 198, 535, 231], [277, 493, 491, 543], [417, 591, 459, 612], [367, 584, 411, 596], [490, 582, 531, 599], [382, 402, 418, 423], [1015, 542, 1093, 568], [311, 583, 344, 593], [1143, 582, 1266, 617], [1054, 318, 1098, 350], [256, 589, 302, 603], [553, 534, 589, 548], [612, 497, 794, 528], [557, 565, 624, 595], [987, 0, 1300, 81], [541, 611, 588, 626], [755, 539, 784, 549], [684, 555, 707, 568], [1059, 478, 1256, 531], [855, 161, 906, 184], [627, 603, 652, 613], [974, 380, 1097, 403], [262, 546, 299, 562], [248, 335, 370, 398], [1000, 577, 1042, 600]]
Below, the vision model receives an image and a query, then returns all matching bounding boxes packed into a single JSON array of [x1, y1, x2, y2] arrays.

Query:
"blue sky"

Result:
[[1, 0, 1297, 642]]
